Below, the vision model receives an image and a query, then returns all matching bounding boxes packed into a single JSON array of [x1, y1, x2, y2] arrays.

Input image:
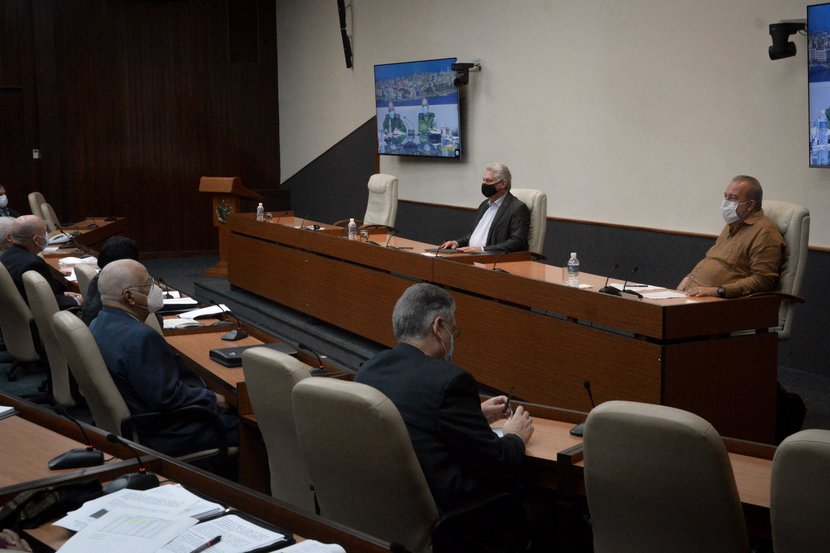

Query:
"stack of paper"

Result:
[[54, 486, 293, 553], [56, 485, 224, 532], [58, 256, 98, 267]]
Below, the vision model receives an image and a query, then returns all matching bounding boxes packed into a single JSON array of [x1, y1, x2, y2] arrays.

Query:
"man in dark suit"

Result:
[[355, 283, 533, 513], [440, 163, 530, 253], [0, 215, 81, 309], [90, 259, 237, 456]]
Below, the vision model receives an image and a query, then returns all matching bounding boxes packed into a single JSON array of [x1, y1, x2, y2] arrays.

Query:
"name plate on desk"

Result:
[[209, 342, 298, 367]]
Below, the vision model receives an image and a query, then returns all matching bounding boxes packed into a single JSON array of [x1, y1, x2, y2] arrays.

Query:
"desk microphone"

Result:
[[48, 407, 105, 470], [298, 215, 309, 230], [598, 263, 621, 295], [620, 266, 643, 299], [87, 215, 99, 229], [58, 221, 82, 237], [569, 379, 596, 437], [157, 278, 174, 299], [492, 252, 510, 273], [104, 434, 160, 493], [384, 229, 399, 248], [211, 302, 247, 340], [298, 342, 328, 376], [207, 299, 235, 328]]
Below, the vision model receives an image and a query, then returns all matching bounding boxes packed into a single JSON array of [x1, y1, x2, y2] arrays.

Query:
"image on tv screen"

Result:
[[809, 3, 830, 167], [374, 57, 461, 159]]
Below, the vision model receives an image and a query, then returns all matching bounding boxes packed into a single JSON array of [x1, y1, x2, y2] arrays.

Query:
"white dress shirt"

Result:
[[468, 194, 506, 248]]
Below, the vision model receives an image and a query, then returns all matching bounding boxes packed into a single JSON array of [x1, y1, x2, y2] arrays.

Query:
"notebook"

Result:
[[209, 342, 298, 367]]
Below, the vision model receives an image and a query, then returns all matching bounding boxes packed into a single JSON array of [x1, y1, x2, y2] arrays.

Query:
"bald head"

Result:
[[9, 215, 46, 251], [99, 259, 149, 302]]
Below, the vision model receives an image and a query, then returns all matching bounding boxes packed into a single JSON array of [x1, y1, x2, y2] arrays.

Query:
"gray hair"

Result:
[[732, 175, 763, 209], [392, 283, 455, 342], [99, 259, 147, 301], [485, 163, 512, 189], [0, 217, 14, 251]]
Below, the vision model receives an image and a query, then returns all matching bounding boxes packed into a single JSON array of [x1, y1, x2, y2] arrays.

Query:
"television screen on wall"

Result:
[[809, 3, 830, 166], [374, 57, 461, 159]]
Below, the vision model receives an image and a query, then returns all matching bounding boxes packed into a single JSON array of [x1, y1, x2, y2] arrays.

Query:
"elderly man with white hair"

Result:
[[90, 259, 237, 457], [440, 162, 530, 253], [0, 214, 81, 309]]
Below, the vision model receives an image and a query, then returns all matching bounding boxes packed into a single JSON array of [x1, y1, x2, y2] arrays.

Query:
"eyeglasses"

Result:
[[124, 277, 158, 292]]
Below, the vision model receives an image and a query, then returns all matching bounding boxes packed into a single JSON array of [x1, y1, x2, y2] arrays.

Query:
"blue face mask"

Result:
[[422, 107, 429, 115]]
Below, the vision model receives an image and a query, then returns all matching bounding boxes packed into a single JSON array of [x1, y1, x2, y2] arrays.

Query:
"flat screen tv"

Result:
[[809, 3, 830, 166], [374, 57, 461, 159]]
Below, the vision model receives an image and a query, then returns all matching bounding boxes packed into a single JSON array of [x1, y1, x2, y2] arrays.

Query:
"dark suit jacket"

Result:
[[0, 206, 19, 218], [455, 192, 530, 253], [0, 244, 77, 310], [355, 343, 526, 513], [90, 307, 236, 456]]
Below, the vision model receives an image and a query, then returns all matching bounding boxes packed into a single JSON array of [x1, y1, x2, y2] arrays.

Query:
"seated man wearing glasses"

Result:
[[90, 259, 237, 456], [356, 283, 533, 512]]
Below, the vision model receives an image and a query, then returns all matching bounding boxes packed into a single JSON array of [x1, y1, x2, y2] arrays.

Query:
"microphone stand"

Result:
[[620, 266, 644, 299], [104, 434, 160, 493], [569, 380, 596, 437], [598, 263, 621, 295]]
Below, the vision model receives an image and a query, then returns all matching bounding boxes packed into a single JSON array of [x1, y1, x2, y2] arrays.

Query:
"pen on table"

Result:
[[189, 535, 222, 553]]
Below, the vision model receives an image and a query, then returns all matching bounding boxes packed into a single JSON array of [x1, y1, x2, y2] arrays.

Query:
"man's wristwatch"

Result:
[[716, 287, 726, 298]]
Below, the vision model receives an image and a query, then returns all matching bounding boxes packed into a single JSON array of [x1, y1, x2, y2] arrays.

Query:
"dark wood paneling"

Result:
[[3, 0, 281, 254]]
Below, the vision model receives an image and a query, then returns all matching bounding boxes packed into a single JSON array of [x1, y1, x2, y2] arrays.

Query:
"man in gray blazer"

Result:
[[440, 163, 530, 253]]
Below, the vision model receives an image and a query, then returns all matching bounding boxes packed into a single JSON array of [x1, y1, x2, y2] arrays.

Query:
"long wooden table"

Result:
[[0, 392, 392, 553], [226, 213, 780, 443]]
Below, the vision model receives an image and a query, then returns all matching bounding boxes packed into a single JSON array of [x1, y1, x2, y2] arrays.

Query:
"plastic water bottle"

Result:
[[567, 252, 580, 287], [256, 202, 264, 222], [348, 218, 357, 240]]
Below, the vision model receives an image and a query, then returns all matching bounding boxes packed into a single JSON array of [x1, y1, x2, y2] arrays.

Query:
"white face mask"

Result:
[[0, 195, 7, 208], [720, 199, 747, 224], [131, 284, 164, 313], [440, 323, 455, 362]]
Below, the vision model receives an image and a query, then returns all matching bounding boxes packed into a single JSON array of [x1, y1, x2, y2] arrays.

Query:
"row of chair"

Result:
[[27, 191, 61, 234], [243, 346, 830, 553], [583, 401, 830, 553], [243, 347, 451, 553]]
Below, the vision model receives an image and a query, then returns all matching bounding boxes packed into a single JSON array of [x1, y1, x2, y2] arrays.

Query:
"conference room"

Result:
[[1, 1, 830, 552]]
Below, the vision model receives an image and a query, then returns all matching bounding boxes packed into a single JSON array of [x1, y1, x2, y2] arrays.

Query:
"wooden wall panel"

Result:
[[3, 0, 281, 254]]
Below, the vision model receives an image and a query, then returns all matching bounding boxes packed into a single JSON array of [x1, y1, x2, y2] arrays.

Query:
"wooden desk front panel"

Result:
[[450, 292, 662, 410], [229, 235, 410, 347], [662, 332, 778, 443]]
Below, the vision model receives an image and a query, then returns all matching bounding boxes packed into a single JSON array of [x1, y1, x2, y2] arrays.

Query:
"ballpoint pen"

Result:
[[189, 535, 222, 553]]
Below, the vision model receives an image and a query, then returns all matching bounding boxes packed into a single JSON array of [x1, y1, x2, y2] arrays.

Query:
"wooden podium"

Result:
[[199, 176, 263, 277]]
